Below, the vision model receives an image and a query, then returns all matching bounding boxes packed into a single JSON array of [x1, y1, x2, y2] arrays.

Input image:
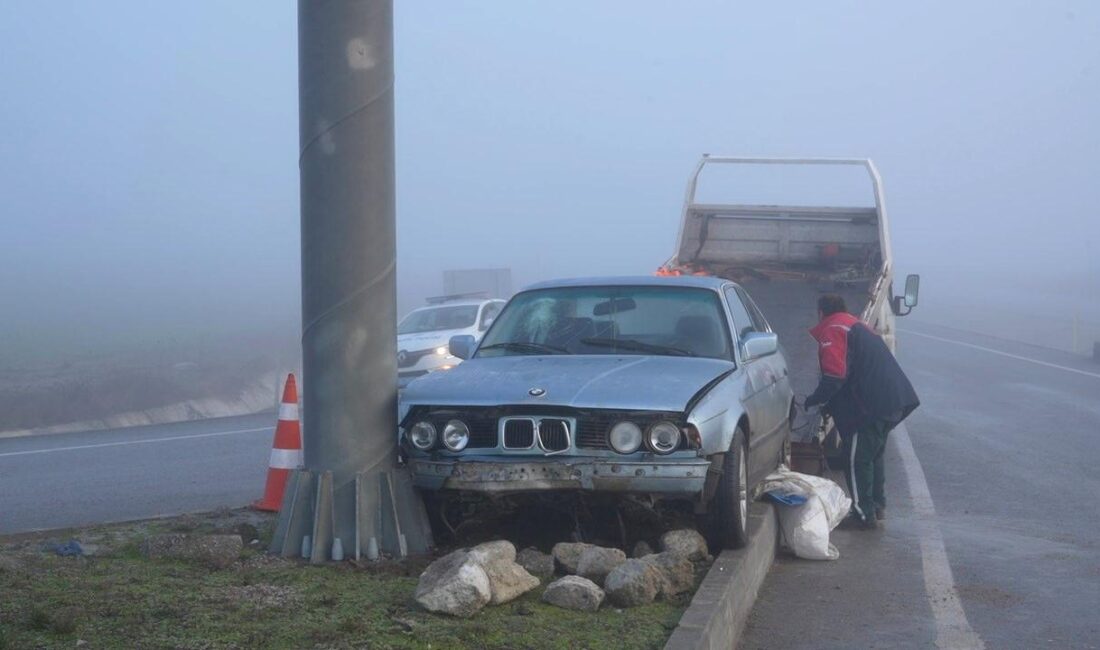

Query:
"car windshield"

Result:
[[476, 286, 731, 360], [398, 305, 479, 334]]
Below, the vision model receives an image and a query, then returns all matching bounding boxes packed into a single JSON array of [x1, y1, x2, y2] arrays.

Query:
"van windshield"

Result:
[[477, 286, 731, 360], [398, 305, 479, 334]]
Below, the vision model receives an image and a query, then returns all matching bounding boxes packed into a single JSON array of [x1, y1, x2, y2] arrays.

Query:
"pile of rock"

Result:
[[414, 541, 541, 617], [415, 528, 711, 617]]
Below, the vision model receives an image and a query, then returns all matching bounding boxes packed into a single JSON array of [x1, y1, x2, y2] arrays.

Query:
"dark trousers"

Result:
[[842, 419, 891, 521]]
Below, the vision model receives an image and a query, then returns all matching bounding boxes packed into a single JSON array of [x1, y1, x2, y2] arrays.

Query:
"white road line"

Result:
[[894, 424, 985, 649], [901, 329, 1100, 380], [0, 427, 272, 458]]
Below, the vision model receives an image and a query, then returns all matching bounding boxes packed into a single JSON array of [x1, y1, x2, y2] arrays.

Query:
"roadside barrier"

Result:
[[252, 373, 303, 511]]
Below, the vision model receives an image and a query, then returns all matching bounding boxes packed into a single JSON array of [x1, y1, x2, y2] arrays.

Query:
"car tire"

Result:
[[714, 425, 749, 549]]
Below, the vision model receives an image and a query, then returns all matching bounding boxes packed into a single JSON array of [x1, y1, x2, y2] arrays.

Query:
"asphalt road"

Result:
[[2, 324, 1098, 648], [742, 323, 1100, 649], [0, 412, 274, 534]]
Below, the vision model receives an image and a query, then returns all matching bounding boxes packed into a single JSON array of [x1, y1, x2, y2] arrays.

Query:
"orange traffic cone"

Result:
[[252, 373, 303, 511]]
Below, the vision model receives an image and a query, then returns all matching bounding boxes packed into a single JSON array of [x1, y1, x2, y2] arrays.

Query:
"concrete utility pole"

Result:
[[271, 0, 432, 562]]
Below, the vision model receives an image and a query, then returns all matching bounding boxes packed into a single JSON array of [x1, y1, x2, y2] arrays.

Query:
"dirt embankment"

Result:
[[0, 352, 294, 436]]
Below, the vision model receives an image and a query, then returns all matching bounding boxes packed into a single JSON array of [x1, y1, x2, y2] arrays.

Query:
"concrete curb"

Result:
[[665, 502, 778, 650]]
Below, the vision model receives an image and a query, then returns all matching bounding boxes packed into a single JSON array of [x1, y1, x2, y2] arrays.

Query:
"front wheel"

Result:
[[712, 426, 749, 549]]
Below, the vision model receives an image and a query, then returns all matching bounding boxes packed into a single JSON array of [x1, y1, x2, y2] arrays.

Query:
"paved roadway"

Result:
[[742, 323, 1100, 649], [0, 412, 274, 534], [2, 324, 1099, 648]]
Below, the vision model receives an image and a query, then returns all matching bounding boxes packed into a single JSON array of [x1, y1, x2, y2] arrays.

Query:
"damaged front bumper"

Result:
[[407, 456, 711, 495]]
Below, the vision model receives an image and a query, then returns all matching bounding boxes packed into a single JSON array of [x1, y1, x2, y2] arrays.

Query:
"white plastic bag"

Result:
[[761, 466, 851, 560]]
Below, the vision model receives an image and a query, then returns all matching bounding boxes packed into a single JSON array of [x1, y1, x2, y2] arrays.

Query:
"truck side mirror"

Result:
[[903, 274, 920, 308], [892, 274, 920, 316], [448, 335, 476, 360]]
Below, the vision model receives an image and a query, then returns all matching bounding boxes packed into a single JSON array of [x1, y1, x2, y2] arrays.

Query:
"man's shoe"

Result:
[[875, 506, 886, 521], [838, 514, 867, 530]]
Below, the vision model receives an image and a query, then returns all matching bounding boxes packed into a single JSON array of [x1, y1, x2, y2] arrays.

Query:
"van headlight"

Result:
[[647, 421, 681, 454], [408, 421, 437, 450], [442, 420, 470, 451], [609, 421, 643, 454]]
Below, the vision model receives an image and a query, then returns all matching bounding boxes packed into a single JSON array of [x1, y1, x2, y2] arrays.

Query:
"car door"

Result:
[[739, 287, 792, 436], [723, 288, 773, 452], [725, 287, 783, 482]]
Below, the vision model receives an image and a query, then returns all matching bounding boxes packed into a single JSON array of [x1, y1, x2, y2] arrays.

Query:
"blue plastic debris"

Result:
[[42, 539, 84, 557], [766, 491, 808, 507]]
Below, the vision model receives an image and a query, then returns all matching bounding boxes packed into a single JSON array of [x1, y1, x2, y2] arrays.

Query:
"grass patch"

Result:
[[0, 514, 690, 649]]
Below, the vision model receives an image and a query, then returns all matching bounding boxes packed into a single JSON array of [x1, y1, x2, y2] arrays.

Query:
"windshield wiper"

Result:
[[478, 341, 570, 355], [579, 337, 696, 357]]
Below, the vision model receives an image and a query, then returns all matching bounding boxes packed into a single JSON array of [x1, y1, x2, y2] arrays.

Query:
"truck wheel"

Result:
[[714, 426, 749, 549]]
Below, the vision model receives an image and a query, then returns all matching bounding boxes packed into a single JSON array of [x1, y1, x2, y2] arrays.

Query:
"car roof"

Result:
[[522, 275, 729, 292]]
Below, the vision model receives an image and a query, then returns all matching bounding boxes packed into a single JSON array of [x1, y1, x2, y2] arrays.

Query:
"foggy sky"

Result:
[[1, 1, 1097, 364]]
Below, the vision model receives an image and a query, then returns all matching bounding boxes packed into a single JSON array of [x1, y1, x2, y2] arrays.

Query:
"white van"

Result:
[[397, 297, 505, 387]]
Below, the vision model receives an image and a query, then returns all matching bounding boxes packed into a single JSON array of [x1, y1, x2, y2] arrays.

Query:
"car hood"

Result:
[[401, 354, 735, 412], [397, 329, 467, 351]]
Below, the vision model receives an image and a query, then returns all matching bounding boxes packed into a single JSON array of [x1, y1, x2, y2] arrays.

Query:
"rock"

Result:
[[542, 576, 605, 612], [516, 547, 555, 578], [603, 559, 667, 607], [75, 640, 88, 647], [552, 542, 594, 575], [575, 546, 627, 584], [632, 541, 655, 558], [414, 549, 491, 617], [641, 552, 694, 596], [660, 529, 709, 561], [482, 557, 540, 605], [468, 540, 516, 565], [142, 534, 243, 569]]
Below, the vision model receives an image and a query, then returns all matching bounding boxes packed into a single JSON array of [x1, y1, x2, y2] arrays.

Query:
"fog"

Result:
[[2, 0, 1097, 372]]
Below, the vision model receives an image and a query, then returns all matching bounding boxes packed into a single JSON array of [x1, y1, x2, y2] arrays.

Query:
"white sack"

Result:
[[761, 466, 851, 560]]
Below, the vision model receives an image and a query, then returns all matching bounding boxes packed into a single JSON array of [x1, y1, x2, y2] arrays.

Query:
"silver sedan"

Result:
[[399, 276, 794, 548]]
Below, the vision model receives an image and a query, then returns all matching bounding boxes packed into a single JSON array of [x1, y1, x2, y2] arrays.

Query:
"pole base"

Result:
[[269, 467, 433, 563]]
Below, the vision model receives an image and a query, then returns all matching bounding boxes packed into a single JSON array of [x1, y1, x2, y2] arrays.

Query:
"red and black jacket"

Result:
[[804, 312, 920, 435]]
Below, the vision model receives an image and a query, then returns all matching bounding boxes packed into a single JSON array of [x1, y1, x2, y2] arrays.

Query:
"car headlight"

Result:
[[647, 421, 682, 454], [608, 421, 643, 454], [442, 419, 470, 451], [408, 421, 437, 450], [435, 346, 448, 355]]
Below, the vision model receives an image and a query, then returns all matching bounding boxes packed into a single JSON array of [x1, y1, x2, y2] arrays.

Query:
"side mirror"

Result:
[[741, 332, 778, 360], [892, 274, 920, 316], [903, 274, 920, 308], [448, 335, 476, 360]]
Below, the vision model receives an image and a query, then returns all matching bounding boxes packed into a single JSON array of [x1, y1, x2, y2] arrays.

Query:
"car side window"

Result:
[[736, 287, 770, 333], [724, 288, 757, 341], [479, 302, 502, 331]]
